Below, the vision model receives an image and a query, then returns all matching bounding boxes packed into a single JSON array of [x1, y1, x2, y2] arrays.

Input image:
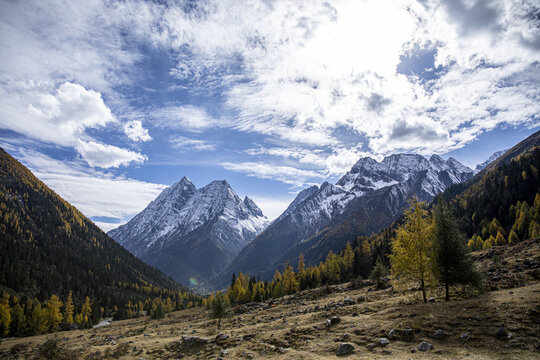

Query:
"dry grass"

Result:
[[1, 239, 539, 359]]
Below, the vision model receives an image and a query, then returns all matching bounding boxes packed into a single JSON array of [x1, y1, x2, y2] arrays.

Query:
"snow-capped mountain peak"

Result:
[[108, 177, 268, 286], [475, 149, 508, 172]]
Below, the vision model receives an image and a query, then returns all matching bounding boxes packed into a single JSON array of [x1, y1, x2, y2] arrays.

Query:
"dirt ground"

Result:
[[1, 238, 539, 359]]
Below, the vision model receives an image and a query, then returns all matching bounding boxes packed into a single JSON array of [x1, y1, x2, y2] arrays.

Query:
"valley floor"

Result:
[[1, 239, 539, 359]]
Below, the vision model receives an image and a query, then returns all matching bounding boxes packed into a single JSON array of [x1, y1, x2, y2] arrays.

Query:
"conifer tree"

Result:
[[432, 203, 481, 301], [282, 265, 299, 294], [495, 231, 506, 245], [297, 253, 305, 284], [9, 302, 24, 337], [210, 291, 231, 329], [369, 256, 389, 288], [0, 294, 11, 337], [80, 296, 92, 327], [390, 199, 436, 303], [63, 291, 74, 324], [45, 295, 62, 331]]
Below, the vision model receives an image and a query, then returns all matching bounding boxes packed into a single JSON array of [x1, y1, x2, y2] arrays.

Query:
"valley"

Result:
[[1, 238, 538, 359]]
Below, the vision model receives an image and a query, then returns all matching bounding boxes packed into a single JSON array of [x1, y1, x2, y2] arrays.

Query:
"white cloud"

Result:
[[75, 140, 147, 168], [124, 120, 152, 142], [1, 82, 115, 146], [10, 148, 166, 231], [249, 196, 295, 221], [170, 136, 215, 152], [222, 161, 324, 187], [152, 105, 225, 132]]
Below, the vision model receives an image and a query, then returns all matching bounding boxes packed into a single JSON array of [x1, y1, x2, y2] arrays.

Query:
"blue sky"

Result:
[[0, 0, 539, 231]]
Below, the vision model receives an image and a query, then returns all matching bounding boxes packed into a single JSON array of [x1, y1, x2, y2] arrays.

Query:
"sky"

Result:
[[0, 0, 539, 231]]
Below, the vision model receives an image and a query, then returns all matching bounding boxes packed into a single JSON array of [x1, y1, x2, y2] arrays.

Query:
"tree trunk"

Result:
[[445, 282, 450, 301], [421, 279, 427, 303], [218, 318, 221, 329]]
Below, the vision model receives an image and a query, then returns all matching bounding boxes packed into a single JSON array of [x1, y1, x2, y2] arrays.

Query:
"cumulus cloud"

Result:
[[1, 82, 115, 146], [75, 140, 147, 168], [124, 120, 152, 142]]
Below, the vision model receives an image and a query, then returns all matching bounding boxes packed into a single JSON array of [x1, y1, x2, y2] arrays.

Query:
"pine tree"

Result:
[[390, 199, 436, 303], [432, 203, 482, 301], [64, 291, 74, 324], [45, 294, 63, 331], [297, 253, 305, 285], [508, 229, 519, 243], [282, 265, 299, 294], [80, 296, 92, 327], [28, 303, 47, 335], [369, 256, 389, 288], [209, 292, 231, 329], [0, 294, 11, 337], [150, 298, 165, 319], [9, 302, 24, 337], [495, 231, 506, 246], [343, 242, 354, 276]]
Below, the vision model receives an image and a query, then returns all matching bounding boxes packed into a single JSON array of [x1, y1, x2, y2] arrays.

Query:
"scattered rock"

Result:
[[496, 327, 510, 339], [357, 296, 366, 302], [410, 348, 417, 353], [432, 329, 446, 339], [378, 338, 390, 346], [326, 316, 341, 327], [382, 349, 392, 355], [219, 349, 228, 356], [215, 333, 230, 341], [366, 343, 376, 351], [336, 343, 354, 355], [180, 335, 208, 348], [428, 297, 436, 303], [388, 329, 396, 339], [343, 297, 356, 306], [418, 341, 433, 351], [460, 334, 470, 342]]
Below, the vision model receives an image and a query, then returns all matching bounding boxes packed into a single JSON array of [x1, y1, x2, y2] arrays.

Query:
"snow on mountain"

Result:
[[214, 153, 473, 286], [108, 178, 268, 286], [475, 150, 508, 172]]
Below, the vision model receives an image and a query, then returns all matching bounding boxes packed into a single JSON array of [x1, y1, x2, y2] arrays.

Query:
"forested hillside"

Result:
[[0, 148, 199, 335]]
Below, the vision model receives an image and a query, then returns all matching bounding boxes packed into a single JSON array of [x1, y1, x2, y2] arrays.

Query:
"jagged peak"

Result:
[[446, 157, 472, 173], [244, 196, 263, 217]]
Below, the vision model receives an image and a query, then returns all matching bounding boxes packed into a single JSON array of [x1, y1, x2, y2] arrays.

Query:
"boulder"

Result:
[[378, 338, 390, 346], [432, 329, 446, 339], [336, 343, 354, 355], [418, 341, 433, 351]]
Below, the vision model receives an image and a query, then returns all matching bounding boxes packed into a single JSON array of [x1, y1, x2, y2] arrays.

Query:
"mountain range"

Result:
[[109, 178, 268, 286], [209, 154, 475, 288], [109, 150, 488, 289]]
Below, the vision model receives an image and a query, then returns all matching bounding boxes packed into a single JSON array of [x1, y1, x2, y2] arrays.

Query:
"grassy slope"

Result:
[[2, 238, 539, 359]]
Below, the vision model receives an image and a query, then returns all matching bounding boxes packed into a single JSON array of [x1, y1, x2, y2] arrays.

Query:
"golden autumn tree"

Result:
[[45, 294, 63, 331], [64, 291, 74, 324], [282, 265, 299, 294], [390, 199, 436, 303]]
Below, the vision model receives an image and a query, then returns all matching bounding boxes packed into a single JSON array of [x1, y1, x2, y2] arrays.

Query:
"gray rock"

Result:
[[418, 341, 433, 351], [388, 329, 396, 339], [336, 343, 354, 355], [432, 329, 446, 339], [181, 335, 208, 348], [219, 349, 228, 356], [496, 327, 509, 339], [327, 316, 341, 327], [382, 349, 392, 355], [343, 297, 356, 306], [378, 338, 390, 346], [460, 333, 470, 342], [366, 343, 376, 351], [428, 297, 436, 303], [215, 333, 230, 341]]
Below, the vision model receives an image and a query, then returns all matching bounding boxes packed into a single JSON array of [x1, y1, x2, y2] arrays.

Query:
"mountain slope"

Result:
[[439, 130, 540, 238], [475, 149, 507, 172], [212, 154, 474, 286], [0, 148, 181, 309], [109, 179, 268, 287]]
